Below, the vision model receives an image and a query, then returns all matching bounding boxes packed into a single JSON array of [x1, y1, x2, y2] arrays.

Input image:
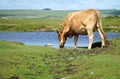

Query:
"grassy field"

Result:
[[0, 19, 63, 32], [0, 17, 120, 32], [0, 9, 120, 32], [0, 38, 120, 79]]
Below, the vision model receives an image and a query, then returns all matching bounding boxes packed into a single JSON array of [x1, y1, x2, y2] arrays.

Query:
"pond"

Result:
[[0, 32, 120, 48]]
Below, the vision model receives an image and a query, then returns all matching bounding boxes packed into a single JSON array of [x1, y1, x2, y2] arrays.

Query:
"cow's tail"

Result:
[[95, 10, 107, 46]]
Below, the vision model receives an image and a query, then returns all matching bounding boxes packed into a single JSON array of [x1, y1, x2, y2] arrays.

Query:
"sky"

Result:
[[0, 0, 120, 10]]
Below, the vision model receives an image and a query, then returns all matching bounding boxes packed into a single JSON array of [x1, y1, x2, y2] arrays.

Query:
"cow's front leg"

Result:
[[74, 35, 78, 48], [87, 31, 94, 49]]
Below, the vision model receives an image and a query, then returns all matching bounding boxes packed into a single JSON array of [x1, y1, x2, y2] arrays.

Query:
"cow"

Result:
[[56, 9, 106, 49]]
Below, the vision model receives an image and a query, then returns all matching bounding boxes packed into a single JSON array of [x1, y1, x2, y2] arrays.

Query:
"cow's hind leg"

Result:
[[87, 30, 94, 49], [97, 27, 106, 48]]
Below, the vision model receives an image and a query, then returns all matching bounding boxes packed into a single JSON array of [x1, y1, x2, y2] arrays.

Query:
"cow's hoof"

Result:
[[102, 45, 107, 48], [74, 46, 77, 49]]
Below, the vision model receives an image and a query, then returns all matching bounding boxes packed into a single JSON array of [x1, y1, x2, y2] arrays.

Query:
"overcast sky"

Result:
[[0, 0, 120, 10]]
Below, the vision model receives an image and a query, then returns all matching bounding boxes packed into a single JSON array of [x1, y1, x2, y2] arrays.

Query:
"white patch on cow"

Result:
[[60, 40, 63, 44]]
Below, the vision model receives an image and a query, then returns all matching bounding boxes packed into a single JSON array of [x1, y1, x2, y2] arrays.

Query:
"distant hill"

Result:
[[100, 9, 120, 17], [43, 8, 51, 10], [0, 9, 119, 19]]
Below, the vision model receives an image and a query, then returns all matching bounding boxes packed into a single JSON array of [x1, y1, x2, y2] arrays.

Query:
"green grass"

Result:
[[0, 19, 63, 32], [102, 17, 120, 32], [0, 38, 120, 79], [0, 41, 58, 79], [72, 55, 120, 79], [0, 17, 120, 32]]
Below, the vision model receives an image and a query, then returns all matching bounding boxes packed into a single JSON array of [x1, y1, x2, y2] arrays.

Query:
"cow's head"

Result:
[[56, 30, 67, 48]]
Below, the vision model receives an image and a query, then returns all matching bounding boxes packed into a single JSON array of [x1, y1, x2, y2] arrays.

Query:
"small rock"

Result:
[[45, 43, 52, 46]]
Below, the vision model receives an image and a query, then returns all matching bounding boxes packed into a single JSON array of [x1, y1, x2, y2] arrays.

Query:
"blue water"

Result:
[[0, 32, 120, 48]]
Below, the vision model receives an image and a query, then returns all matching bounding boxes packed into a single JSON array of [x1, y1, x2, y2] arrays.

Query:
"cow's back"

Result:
[[62, 9, 99, 35], [69, 9, 98, 25]]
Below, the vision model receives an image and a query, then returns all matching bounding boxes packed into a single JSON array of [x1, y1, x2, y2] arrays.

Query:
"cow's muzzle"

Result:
[[59, 43, 64, 48]]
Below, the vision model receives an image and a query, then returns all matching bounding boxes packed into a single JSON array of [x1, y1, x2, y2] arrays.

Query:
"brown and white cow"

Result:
[[56, 9, 106, 49]]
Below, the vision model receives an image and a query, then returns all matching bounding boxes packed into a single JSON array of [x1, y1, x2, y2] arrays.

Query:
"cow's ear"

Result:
[[56, 30, 61, 35], [56, 30, 59, 34]]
